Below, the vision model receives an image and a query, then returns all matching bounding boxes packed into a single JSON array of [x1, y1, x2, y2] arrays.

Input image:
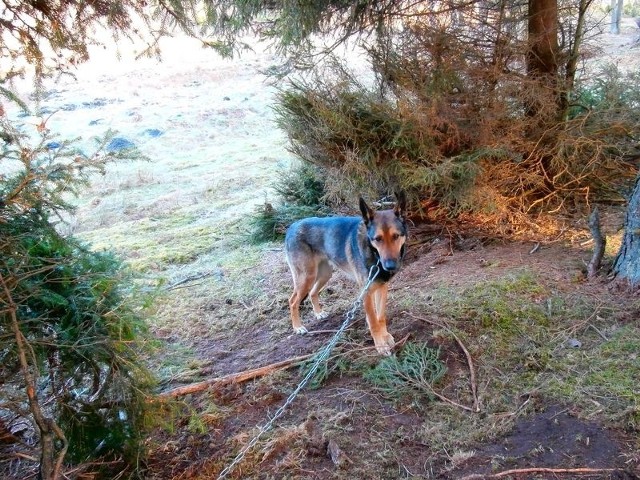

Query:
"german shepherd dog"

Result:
[[284, 192, 407, 355]]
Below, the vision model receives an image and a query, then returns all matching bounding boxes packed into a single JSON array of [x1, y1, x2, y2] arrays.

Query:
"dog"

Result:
[[284, 192, 408, 356]]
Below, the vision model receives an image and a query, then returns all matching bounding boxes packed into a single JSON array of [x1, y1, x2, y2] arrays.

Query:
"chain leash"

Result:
[[217, 262, 381, 480]]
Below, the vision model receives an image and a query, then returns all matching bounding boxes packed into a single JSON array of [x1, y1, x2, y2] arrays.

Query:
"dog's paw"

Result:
[[314, 310, 329, 320], [374, 333, 395, 356], [376, 345, 393, 356], [294, 325, 308, 335]]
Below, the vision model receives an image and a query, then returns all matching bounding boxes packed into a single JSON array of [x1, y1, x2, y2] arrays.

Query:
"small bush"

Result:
[[273, 161, 328, 208], [365, 342, 447, 399], [275, 80, 481, 211], [249, 201, 328, 242], [0, 108, 152, 475], [248, 161, 331, 243]]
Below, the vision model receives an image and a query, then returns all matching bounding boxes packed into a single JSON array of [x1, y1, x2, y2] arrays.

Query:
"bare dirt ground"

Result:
[[4, 15, 640, 480]]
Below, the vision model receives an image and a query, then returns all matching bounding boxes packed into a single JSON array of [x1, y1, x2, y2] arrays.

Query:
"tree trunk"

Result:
[[610, 0, 623, 34], [525, 0, 559, 123], [612, 175, 640, 286], [527, 0, 559, 79]]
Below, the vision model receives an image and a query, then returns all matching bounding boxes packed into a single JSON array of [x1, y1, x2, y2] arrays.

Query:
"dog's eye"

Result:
[[374, 236, 383, 243], [391, 233, 400, 241]]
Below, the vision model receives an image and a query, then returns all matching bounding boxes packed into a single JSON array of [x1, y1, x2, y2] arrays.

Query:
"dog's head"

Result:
[[359, 191, 408, 273]]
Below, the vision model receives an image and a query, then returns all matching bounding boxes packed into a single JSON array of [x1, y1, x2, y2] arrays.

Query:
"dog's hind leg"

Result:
[[309, 259, 332, 320], [287, 261, 317, 335]]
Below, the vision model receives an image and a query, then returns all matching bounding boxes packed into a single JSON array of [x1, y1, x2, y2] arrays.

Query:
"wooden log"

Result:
[[160, 353, 313, 397]]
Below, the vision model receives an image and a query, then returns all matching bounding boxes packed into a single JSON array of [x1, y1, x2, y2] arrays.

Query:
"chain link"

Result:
[[217, 262, 380, 480]]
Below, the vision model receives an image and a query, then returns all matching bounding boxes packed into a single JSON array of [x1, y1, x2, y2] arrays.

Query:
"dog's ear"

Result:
[[359, 197, 375, 225], [394, 191, 407, 219]]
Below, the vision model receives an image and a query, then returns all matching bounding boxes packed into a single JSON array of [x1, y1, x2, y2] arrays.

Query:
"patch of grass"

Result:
[[153, 341, 208, 384], [545, 324, 640, 425], [389, 270, 640, 453], [440, 271, 550, 337], [424, 272, 556, 388], [80, 213, 235, 271]]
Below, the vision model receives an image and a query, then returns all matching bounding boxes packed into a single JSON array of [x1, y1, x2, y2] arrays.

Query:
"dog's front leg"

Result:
[[364, 284, 395, 356]]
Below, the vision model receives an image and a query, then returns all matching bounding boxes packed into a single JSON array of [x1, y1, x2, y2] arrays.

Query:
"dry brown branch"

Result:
[[421, 381, 477, 412], [160, 354, 314, 397], [405, 312, 480, 412], [459, 467, 620, 479], [587, 207, 606, 279]]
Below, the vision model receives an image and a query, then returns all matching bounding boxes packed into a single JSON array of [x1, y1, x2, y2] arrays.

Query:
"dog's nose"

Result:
[[382, 260, 397, 272]]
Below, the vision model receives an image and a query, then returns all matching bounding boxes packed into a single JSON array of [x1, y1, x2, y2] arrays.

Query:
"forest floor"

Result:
[[3, 14, 640, 480]]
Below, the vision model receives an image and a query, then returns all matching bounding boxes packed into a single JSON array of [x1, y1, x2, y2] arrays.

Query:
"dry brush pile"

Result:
[[272, 18, 640, 237]]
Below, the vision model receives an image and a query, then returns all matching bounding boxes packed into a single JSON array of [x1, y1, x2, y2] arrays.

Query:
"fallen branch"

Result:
[[165, 271, 220, 291], [459, 467, 620, 479], [422, 381, 477, 412], [160, 353, 313, 397], [405, 312, 480, 412], [587, 207, 606, 279]]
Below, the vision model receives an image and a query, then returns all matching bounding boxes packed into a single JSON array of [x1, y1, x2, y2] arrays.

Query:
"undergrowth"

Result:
[[273, 59, 640, 235], [248, 161, 331, 242]]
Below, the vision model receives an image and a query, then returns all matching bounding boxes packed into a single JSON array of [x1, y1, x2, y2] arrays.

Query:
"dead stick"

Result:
[[160, 353, 313, 397], [425, 384, 476, 412], [460, 467, 619, 480], [587, 207, 606, 279], [405, 312, 480, 412]]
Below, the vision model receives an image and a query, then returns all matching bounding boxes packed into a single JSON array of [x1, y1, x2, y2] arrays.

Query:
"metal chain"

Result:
[[217, 262, 381, 480]]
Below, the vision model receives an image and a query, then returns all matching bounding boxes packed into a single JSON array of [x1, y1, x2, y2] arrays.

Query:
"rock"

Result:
[[106, 137, 135, 152]]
